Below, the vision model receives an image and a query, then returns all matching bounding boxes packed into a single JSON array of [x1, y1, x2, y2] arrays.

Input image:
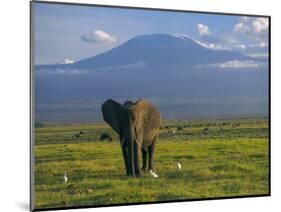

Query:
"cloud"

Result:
[[56, 58, 74, 64], [172, 33, 225, 50], [196, 60, 263, 69], [81, 30, 117, 44], [235, 44, 246, 50], [249, 42, 268, 48], [233, 42, 268, 51], [247, 53, 268, 59], [100, 61, 147, 71], [39, 68, 89, 75], [194, 17, 269, 54], [54, 69, 89, 75], [252, 18, 269, 33], [196, 24, 230, 50], [194, 39, 229, 50], [259, 42, 267, 48], [233, 17, 269, 41], [197, 24, 211, 36], [195, 19, 268, 54]]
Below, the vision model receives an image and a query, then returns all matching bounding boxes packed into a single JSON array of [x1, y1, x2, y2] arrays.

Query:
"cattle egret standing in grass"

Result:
[[149, 170, 159, 178], [177, 162, 182, 170], [63, 171, 68, 184]]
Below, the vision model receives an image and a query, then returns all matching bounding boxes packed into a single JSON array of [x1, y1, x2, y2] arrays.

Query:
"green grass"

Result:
[[34, 118, 269, 209]]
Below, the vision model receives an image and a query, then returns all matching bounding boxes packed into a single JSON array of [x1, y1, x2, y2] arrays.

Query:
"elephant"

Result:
[[101, 98, 161, 177]]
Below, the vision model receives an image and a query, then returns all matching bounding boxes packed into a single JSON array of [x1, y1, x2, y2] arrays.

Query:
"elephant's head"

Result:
[[101, 99, 140, 176]]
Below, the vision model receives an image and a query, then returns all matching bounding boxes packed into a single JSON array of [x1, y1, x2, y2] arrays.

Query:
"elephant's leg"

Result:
[[148, 136, 157, 171], [121, 144, 130, 175], [141, 148, 148, 172], [134, 141, 141, 177], [120, 135, 130, 176]]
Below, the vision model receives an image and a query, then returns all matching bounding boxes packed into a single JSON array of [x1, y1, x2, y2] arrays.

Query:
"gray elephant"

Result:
[[101, 99, 161, 177]]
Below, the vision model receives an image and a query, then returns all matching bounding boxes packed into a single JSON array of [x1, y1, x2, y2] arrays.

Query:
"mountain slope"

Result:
[[36, 33, 253, 71]]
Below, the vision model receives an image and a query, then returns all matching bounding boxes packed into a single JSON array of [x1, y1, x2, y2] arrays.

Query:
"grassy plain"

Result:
[[34, 118, 269, 209]]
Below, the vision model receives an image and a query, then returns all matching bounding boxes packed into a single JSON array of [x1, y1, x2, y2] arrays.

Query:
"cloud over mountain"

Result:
[[56, 58, 75, 64], [234, 17, 269, 41], [195, 17, 269, 55], [197, 24, 211, 36], [196, 24, 230, 50], [196, 60, 264, 69], [81, 30, 117, 44]]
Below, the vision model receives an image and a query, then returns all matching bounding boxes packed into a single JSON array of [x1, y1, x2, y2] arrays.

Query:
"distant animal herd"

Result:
[[72, 121, 241, 142], [72, 131, 113, 142]]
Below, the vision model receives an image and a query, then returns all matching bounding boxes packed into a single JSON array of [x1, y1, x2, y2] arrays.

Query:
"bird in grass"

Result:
[[63, 171, 68, 184], [149, 170, 159, 178], [177, 162, 182, 170]]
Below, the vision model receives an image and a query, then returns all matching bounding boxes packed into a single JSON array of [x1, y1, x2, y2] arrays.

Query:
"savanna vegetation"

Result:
[[34, 118, 269, 209]]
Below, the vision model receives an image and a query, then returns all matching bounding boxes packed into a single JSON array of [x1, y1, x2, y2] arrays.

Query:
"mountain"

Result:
[[36, 33, 253, 71], [34, 34, 268, 122]]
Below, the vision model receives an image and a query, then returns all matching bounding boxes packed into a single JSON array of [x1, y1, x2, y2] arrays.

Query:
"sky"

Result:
[[33, 2, 269, 65]]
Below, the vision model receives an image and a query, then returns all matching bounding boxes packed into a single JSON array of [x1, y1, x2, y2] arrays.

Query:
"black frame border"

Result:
[[30, 1, 271, 211]]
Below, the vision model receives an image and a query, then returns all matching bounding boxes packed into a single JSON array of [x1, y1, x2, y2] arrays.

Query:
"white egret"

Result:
[[177, 162, 182, 170], [149, 170, 159, 178], [63, 171, 68, 184]]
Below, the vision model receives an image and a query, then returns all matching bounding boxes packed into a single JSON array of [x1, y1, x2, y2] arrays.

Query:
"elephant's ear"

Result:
[[101, 99, 123, 135]]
